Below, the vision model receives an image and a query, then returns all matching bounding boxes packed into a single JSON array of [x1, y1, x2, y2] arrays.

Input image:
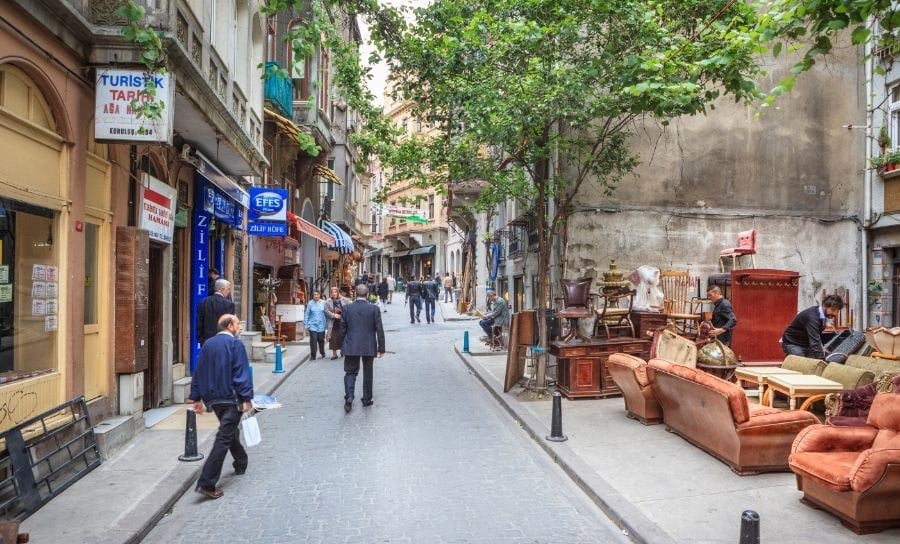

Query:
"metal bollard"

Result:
[[273, 343, 285, 374], [738, 510, 760, 544], [178, 408, 204, 462], [546, 391, 568, 442], [463, 330, 470, 353]]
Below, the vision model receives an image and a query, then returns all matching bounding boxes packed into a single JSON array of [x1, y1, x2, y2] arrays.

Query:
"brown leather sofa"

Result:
[[606, 353, 662, 425], [649, 359, 819, 475], [789, 394, 900, 534]]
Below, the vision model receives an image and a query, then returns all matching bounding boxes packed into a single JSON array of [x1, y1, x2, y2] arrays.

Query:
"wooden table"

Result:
[[550, 337, 649, 399], [734, 366, 800, 403], [766, 374, 843, 411]]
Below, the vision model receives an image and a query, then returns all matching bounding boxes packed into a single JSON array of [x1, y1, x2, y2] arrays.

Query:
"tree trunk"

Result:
[[532, 151, 551, 391]]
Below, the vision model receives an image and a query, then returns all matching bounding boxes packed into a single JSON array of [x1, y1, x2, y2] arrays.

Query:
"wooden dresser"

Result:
[[629, 310, 668, 340], [550, 338, 650, 399]]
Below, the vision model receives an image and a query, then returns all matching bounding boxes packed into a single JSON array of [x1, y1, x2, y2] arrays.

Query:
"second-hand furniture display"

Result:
[[825, 372, 900, 427], [734, 366, 800, 402], [550, 337, 649, 399], [650, 326, 697, 367], [846, 354, 900, 375], [765, 374, 844, 410], [606, 353, 662, 424], [659, 270, 701, 337], [649, 358, 819, 475], [789, 394, 900, 534], [629, 309, 668, 340], [719, 228, 757, 272], [556, 277, 593, 343], [730, 269, 800, 363], [592, 262, 636, 339], [781, 355, 827, 376]]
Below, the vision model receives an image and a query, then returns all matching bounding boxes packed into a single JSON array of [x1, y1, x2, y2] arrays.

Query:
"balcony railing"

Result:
[[264, 62, 293, 118]]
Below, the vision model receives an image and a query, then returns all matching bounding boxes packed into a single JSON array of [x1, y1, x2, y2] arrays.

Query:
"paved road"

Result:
[[144, 300, 629, 543]]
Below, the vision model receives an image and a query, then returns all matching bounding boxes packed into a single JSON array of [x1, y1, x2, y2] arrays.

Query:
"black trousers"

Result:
[[424, 298, 436, 322], [198, 403, 247, 491], [408, 295, 422, 322], [309, 330, 325, 359], [343, 355, 374, 403]]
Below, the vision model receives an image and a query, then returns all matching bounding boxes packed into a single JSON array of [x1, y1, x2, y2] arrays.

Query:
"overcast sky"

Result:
[[360, 0, 429, 106]]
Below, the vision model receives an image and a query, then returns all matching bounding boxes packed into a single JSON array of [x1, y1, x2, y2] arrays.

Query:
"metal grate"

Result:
[[0, 397, 101, 520]]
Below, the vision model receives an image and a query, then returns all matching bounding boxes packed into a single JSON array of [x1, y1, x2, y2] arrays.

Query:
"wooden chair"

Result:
[[556, 277, 593, 343], [659, 271, 701, 338], [593, 287, 636, 339], [719, 229, 757, 272], [260, 315, 288, 345]]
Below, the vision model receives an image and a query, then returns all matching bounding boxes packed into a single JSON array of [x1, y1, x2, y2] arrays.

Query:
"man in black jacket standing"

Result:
[[422, 275, 440, 324], [197, 279, 235, 346], [706, 286, 737, 346], [188, 314, 253, 499], [781, 294, 844, 359], [405, 277, 424, 324], [340, 284, 386, 413]]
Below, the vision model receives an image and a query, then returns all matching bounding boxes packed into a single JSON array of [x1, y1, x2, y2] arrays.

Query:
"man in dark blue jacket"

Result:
[[197, 279, 235, 345], [189, 314, 254, 499], [341, 284, 385, 413], [781, 295, 844, 359]]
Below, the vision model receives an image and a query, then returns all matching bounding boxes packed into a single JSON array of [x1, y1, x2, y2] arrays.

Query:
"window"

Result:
[[428, 195, 435, 221], [890, 84, 900, 150], [287, 20, 312, 101], [318, 48, 330, 119]]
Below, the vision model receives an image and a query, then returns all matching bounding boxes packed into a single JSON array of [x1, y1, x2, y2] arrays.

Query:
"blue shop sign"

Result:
[[198, 180, 244, 228], [247, 187, 288, 237], [248, 222, 288, 236]]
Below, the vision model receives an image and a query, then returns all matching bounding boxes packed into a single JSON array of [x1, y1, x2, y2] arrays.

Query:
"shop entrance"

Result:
[[145, 245, 164, 410], [253, 264, 273, 331]]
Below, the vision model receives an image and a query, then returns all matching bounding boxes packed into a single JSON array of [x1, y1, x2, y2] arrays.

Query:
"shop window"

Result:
[[0, 199, 58, 375]]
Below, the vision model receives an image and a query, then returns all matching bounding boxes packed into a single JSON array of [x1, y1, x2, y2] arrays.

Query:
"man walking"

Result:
[[706, 286, 737, 346], [443, 273, 454, 303], [340, 284, 385, 413], [423, 275, 440, 323], [386, 273, 396, 304], [781, 294, 844, 359], [197, 279, 235, 346], [405, 276, 424, 323], [479, 290, 510, 343], [189, 314, 253, 499]]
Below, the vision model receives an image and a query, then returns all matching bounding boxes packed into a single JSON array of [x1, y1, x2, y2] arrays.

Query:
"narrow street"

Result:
[[143, 302, 628, 543]]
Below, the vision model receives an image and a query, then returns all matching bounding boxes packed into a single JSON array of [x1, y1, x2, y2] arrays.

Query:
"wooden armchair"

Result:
[[659, 270, 701, 338], [593, 287, 635, 339]]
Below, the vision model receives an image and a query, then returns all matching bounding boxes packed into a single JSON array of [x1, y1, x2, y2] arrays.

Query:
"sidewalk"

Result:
[[453, 334, 900, 543], [438, 298, 479, 321], [22, 344, 311, 544]]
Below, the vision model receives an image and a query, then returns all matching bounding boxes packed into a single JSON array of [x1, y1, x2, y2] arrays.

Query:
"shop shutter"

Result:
[[114, 227, 150, 374]]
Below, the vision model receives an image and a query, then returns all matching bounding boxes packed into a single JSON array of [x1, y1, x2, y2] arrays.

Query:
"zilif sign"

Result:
[[139, 174, 177, 244], [247, 187, 288, 236], [94, 69, 175, 143]]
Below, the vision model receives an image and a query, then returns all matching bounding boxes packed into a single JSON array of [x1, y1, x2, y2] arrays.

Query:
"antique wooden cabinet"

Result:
[[550, 337, 650, 399], [629, 310, 668, 340]]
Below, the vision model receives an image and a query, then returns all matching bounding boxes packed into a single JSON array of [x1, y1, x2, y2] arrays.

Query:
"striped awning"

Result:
[[321, 220, 353, 254]]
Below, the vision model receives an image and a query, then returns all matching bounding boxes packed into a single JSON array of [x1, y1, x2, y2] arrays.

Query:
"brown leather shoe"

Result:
[[195, 487, 224, 500]]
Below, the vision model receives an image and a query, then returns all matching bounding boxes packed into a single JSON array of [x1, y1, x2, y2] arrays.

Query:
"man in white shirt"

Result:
[[386, 274, 396, 304]]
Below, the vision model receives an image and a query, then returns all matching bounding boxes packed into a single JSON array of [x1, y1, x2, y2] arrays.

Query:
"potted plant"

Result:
[[872, 153, 887, 173], [878, 126, 891, 150]]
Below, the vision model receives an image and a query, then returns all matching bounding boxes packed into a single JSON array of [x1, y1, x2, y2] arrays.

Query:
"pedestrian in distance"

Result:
[[196, 278, 235, 346], [378, 277, 389, 312], [781, 294, 844, 359], [706, 286, 737, 346], [206, 268, 220, 298], [304, 290, 327, 360], [405, 276, 424, 323], [443, 272, 454, 303], [188, 314, 253, 500], [479, 290, 510, 343], [423, 274, 440, 323], [340, 284, 385, 413], [325, 286, 350, 360], [386, 273, 396, 304]]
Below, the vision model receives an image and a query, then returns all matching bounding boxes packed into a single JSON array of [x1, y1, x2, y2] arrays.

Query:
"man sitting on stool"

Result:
[[479, 290, 510, 343]]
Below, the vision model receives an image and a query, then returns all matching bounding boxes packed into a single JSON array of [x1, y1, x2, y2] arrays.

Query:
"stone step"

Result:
[[93, 415, 144, 460], [173, 377, 192, 404], [251, 341, 273, 361]]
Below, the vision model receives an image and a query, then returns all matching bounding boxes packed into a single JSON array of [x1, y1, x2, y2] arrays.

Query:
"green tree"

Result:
[[374, 0, 769, 391]]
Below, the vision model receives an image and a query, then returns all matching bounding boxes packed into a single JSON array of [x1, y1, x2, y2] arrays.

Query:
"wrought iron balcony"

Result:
[[264, 62, 293, 118]]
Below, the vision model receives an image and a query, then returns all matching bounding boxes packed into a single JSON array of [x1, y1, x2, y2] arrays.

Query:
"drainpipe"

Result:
[[862, 37, 874, 328]]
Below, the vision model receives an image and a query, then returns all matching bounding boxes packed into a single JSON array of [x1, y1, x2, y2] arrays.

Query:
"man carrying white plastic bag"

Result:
[[188, 314, 254, 500]]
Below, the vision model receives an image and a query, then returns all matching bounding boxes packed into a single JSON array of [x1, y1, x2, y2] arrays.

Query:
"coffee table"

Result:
[[734, 366, 801, 404], [766, 374, 844, 411]]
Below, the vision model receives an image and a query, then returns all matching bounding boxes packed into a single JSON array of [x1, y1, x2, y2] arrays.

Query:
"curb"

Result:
[[128, 352, 311, 544], [453, 344, 675, 544]]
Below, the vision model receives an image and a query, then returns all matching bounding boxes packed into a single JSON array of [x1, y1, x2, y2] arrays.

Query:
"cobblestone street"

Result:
[[144, 304, 628, 543]]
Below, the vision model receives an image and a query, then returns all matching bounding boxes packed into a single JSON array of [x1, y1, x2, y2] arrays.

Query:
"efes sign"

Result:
[[247, 187, 288, 236]]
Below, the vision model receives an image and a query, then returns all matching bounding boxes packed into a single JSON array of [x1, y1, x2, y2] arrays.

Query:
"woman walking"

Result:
[[304, 291, 326, 360], [325, 286, 350, 360]]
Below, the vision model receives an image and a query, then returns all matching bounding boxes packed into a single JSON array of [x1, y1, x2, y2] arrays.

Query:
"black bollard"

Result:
[[546, 391, 568, 442], [738, 510, 760, 544], [178, 408, 204, 462]]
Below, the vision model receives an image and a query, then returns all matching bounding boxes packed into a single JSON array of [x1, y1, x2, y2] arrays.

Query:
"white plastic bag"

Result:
[[240, 415, 262, 447]]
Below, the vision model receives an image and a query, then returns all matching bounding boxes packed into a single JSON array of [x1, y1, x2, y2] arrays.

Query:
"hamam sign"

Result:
[[94, 69, 175, 143], [140, 174, 177, 244]]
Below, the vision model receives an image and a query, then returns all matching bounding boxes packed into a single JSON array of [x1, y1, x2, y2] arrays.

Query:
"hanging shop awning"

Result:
[[364, 248, 382, 258], [392, 249, 412, 258], [408, 245, 436, 256], [264, 107, 302, 141], [321, 220, 353, 254], [295, 216, 335, 245], [314, 164, 343, 185]]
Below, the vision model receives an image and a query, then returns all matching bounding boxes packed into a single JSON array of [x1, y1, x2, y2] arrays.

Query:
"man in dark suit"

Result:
[[422, 275, 440, 324], [781, 294, 844, 359], [197, 279, 235, 346], [340, 284, 385, 413], [405, 277, 424, 324]]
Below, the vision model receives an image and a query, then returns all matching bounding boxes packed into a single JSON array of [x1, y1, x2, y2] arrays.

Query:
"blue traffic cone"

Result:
[[463, 330, 470, 353], [273, 343, 285, 374]]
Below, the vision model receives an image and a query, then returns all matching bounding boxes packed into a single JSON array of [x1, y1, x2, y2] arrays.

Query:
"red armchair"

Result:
[[606, 353, 662, 424], [789, 394, 900, 534], [825, 372, 900, 427]]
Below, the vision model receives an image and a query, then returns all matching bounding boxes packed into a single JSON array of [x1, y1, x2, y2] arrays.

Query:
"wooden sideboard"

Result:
[[550, 338, 650, 399], [629, 310, 668, 340]]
